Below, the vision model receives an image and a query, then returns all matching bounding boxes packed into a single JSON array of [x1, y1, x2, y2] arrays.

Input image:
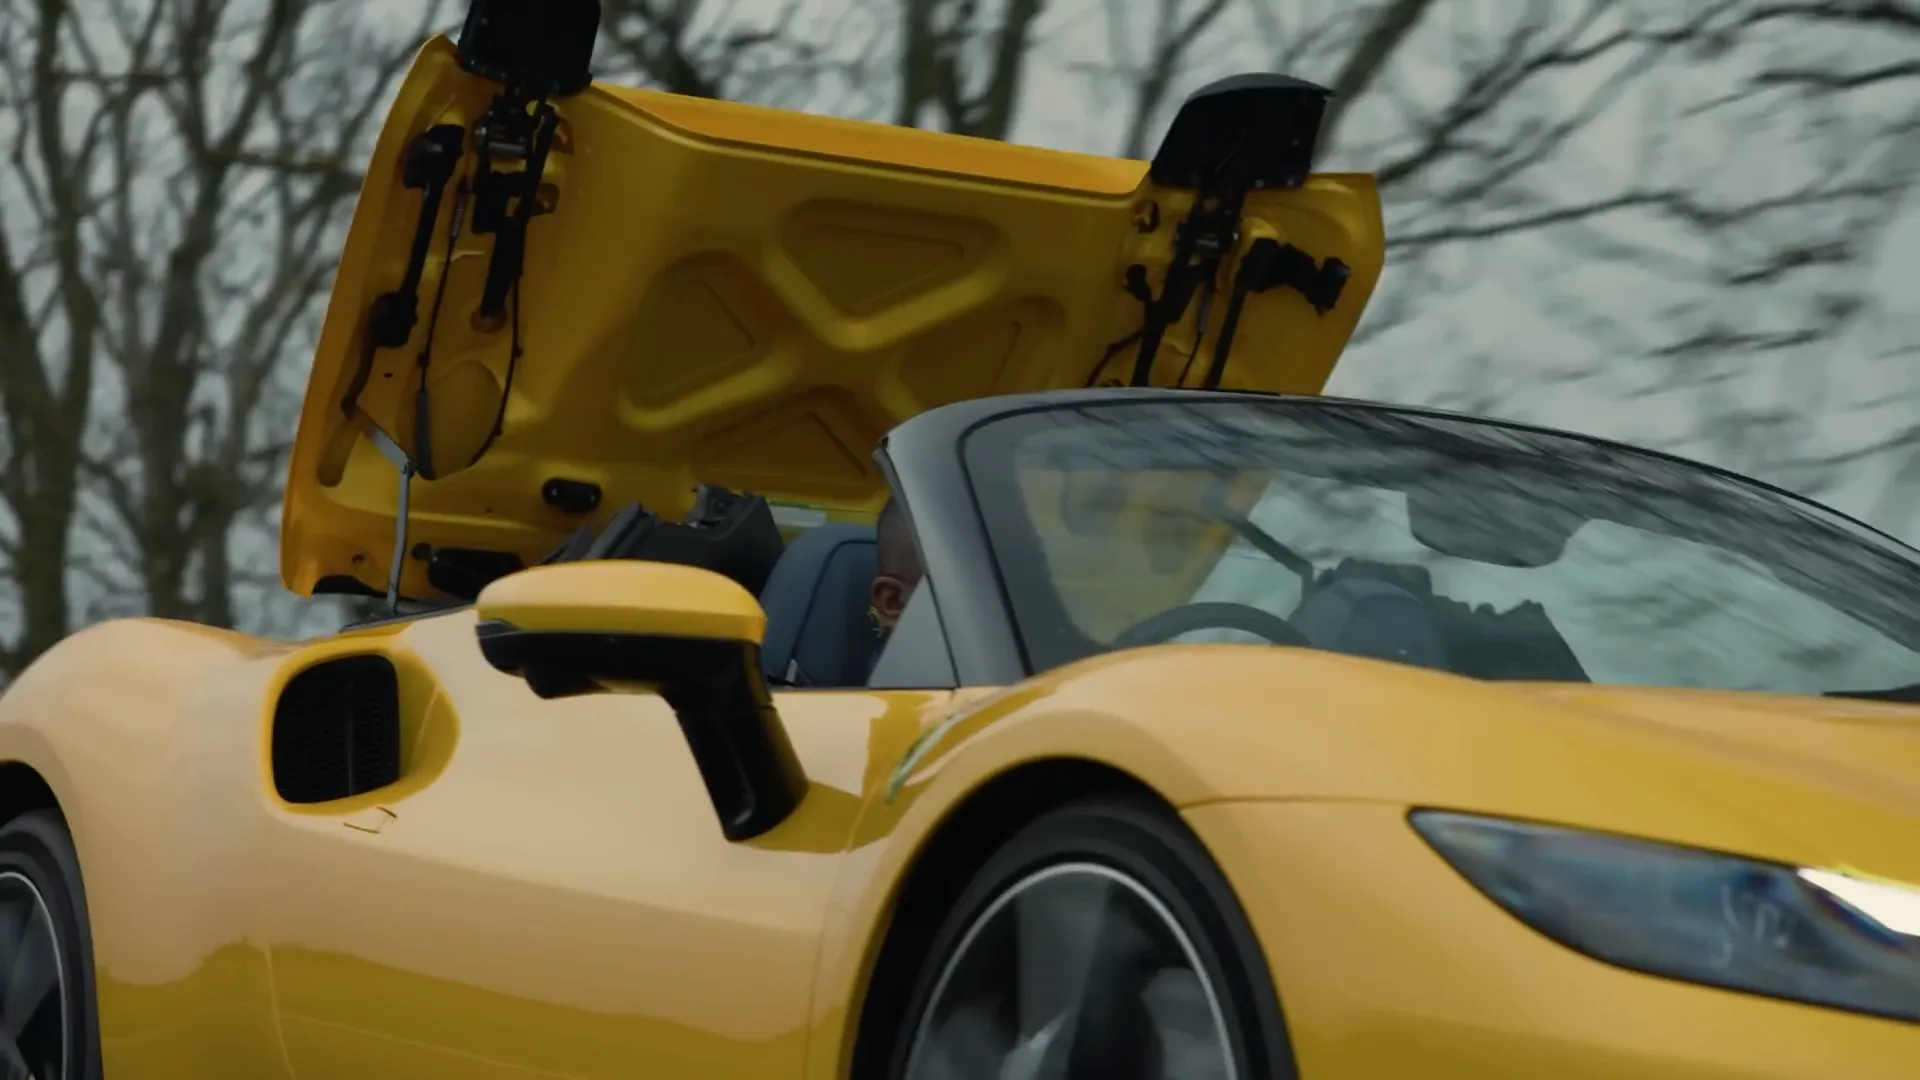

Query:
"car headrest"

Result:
[[758, 523, 878, 688], [537, 485, 786, 597]]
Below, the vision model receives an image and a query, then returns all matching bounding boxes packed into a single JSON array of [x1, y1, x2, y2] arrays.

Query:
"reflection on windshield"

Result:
[[964, 398, 1920, 697]]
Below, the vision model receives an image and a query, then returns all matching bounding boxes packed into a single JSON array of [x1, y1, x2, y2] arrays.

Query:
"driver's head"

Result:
[[871, 497, 923, 632]]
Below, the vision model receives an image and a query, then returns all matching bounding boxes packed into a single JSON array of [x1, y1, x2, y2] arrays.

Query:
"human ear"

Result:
[[870, 575, 908, 624]]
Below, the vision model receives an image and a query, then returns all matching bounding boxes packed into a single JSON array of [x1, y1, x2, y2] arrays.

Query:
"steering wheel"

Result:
[[1110, 602, 1311, 649]]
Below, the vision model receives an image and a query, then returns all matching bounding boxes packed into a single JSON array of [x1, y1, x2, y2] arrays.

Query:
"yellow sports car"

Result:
[[2, 2, 1917, 1078]]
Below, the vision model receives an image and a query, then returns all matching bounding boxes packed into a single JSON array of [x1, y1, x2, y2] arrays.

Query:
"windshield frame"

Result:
[[957, 392, 1920, 681]]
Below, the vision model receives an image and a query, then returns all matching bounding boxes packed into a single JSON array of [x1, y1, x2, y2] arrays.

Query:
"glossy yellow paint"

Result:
[[281, 35, 1385, 601], [801, 646, 1920, 1078], [1187, 800, 1920, 1079], [0, 608, 1917, 1076], [0, 605, 954, 1078], [474, 560, 766, 643], [865, 646, 1920, 878]]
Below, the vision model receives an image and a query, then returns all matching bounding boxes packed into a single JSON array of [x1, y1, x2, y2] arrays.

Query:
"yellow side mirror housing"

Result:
[[475, 559, 765, 646], [474, 560, 802, 843]]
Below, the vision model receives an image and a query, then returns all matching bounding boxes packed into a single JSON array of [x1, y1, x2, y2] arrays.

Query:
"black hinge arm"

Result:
[[1198, 237, 1351, 390]]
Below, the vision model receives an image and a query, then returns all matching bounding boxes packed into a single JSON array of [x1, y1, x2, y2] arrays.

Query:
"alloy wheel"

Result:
[[0, 870, 66, 1080], [903, 861, 1236, 1080]]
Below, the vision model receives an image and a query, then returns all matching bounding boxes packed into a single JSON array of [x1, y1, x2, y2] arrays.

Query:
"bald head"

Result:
[[876, 499, 922, 583], [871, 498, 922, 631]]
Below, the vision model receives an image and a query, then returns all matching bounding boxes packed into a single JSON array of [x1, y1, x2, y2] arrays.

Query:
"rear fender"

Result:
[[0, 618, 295, 1068]]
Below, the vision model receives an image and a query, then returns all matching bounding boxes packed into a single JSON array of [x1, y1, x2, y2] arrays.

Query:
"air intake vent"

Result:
[[271, 655, 403, 804]]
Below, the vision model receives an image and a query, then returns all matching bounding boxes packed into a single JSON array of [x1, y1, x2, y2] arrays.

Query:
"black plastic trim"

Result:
[[314, 574, 385, 599], [875, 433, 1028, 686], [456, 0, 600, 98], [1149, 73, 1331, 191], [271, 655, 403, 804]]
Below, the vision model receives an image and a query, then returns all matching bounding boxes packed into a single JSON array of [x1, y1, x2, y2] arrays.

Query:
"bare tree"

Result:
[[595, 0, 875, 105], [595, 0, 1051, 142], [1302, 2, 1749, 343], [1026, 0, 1746, 410], [889, 0, 1048, 138], [93, 0, 451, 626], [1599, 0, 1920, 528], [0, 0, 447, 677], [1099, 0, 1237, 159], [1368, 1, 1920, 532], [1075, 1, 1916, 541], [0, 0, 109, 674]]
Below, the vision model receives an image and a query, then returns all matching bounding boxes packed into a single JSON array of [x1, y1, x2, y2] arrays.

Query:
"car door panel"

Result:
[[257, 610, 951, 1079]]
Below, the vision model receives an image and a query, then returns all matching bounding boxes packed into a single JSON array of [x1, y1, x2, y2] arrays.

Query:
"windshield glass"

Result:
[[963, 398, 1920, 697]]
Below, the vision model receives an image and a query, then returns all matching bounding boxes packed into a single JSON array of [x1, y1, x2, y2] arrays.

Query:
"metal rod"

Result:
[[387, 463, 415, 614]]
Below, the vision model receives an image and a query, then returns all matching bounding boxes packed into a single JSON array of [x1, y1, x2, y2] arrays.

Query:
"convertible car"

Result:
[[1, 2, 1917, 1078]]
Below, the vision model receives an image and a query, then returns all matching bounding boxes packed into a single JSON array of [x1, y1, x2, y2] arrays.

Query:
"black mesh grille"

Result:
[[271, 655, 403, 804]]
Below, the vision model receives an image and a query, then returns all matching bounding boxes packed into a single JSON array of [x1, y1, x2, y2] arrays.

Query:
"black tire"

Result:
[[884, 794, 1297, 1080], [0, 811, 102, 1080]]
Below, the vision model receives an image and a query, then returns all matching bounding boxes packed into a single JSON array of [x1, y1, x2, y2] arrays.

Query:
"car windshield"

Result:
[[963, 397, 1920, 699]]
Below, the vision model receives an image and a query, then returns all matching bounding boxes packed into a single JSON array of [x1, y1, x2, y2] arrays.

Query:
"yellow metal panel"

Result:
[[474, 560, 766, 643], [280, 36, 1385, 599], [1186, 800, 1920, 1079]]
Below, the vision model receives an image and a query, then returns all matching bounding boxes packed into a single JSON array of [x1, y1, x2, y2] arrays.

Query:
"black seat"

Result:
[[1290, 578, 1450, 669], [757, 524, 878, 688], [538, 491, 785, 597]]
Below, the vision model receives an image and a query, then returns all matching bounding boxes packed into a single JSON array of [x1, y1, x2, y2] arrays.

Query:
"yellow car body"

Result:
[[1, 10, 1917, 1080]]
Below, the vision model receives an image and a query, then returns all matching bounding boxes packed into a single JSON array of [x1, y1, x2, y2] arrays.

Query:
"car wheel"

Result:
[[888, 794, 1296, 1080], [0, 811, 100, 1080]]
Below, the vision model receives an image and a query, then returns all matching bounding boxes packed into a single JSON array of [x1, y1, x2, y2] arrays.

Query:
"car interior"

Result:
[[345, 482, 885, 689], [533, 483, 883, 690]]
